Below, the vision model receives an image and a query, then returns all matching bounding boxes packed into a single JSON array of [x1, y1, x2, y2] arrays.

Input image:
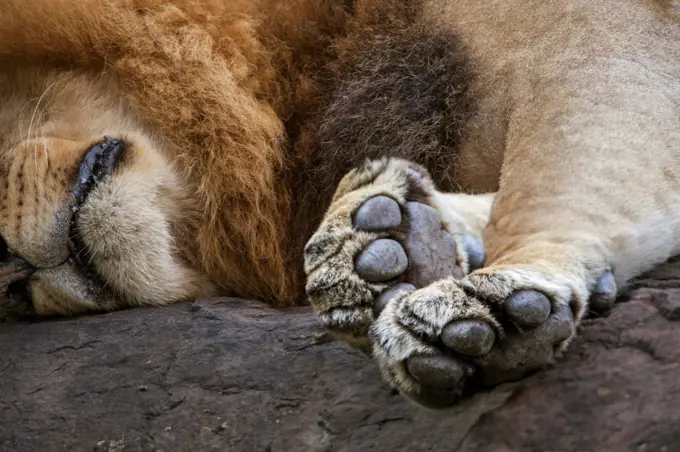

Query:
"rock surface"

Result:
[[2, 260, 680, 452]]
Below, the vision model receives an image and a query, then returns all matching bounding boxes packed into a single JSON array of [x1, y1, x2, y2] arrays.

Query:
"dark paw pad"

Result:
[[404, 355, 473, 408], [441, 320, 496, 356], [504, 290, 552, 327], [397, 319, 495, 404], [403, 202, 462, 285], [353, 195, 402, 230], [588, 270, 617, 314], [373, 283, 416, 314], [462, 234, 486, 271], [355, 239, 408, 282]]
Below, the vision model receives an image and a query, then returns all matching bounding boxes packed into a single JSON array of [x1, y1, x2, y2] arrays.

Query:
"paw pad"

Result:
[[404, 355, 473, 409], [406, 355, 468, 388], [373, 283, 415, 314], [462, 234, 486, 271], [588, 270, 617, 314], [441, 320, 495, 356], [354, 195, 402, 230], [504, 290, 552, 327], [402, 202, 462, 286], [355, 239, 408, 282]]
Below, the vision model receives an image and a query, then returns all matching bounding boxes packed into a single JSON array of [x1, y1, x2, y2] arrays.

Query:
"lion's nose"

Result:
[[0, 234, 37, 309]]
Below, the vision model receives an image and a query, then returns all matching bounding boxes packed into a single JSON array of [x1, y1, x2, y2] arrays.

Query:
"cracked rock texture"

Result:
[[3, 260, 680, 451]]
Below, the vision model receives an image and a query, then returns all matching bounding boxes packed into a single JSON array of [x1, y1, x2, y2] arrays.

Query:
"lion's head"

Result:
[[0, 66, 213, 316], [0, 0, 372, 317]]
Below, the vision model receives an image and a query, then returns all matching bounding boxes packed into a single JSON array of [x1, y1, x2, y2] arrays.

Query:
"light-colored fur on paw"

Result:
[[371, 277, 499, 394]]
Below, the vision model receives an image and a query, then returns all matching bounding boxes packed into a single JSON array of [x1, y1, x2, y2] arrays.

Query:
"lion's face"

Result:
[[0, 66, 212, 316]]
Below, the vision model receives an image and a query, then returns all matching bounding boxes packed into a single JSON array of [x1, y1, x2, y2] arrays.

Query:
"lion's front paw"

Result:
[[370, 267, 616, 408], [304, 158, 484, 349]]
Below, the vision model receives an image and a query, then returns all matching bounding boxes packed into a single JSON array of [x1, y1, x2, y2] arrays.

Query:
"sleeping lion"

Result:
[[2, 0, 680, 408]]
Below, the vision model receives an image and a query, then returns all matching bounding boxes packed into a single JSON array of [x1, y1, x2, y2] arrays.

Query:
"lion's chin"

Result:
[[29, 262, 118, 315]]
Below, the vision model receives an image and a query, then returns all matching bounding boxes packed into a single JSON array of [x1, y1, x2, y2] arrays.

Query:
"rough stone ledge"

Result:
[[2, 260, 680, 451]]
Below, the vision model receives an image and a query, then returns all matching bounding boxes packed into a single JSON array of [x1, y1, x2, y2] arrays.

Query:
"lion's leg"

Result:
[[304, 159, 494, 352], [369, 62, 680, 407], [304, 155, 620, 408]]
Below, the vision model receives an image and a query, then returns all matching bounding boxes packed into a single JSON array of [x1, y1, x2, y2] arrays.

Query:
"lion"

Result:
[[1, 0, 680, 409]]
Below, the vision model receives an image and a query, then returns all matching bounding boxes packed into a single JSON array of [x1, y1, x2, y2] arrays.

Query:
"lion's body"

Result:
[[1, 0, 680, 334]]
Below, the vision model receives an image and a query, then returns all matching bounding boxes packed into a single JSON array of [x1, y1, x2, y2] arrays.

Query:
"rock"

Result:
[[3, 259, 680, 451]]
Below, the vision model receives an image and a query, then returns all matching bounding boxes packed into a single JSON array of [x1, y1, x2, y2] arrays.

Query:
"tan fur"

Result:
[[426, 0, 680, 291], [1, 0, 680, 322]]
